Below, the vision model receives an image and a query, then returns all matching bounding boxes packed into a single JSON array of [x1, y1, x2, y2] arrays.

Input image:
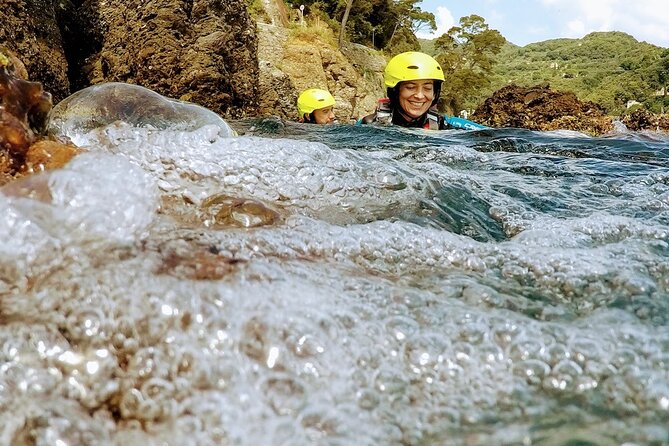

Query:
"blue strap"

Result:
[[444, 115, 488, 130]]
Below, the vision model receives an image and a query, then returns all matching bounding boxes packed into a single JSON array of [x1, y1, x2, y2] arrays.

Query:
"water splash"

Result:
[[1, 93, 669, 445]]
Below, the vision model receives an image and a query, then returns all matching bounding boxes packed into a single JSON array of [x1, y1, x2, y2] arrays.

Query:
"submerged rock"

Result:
[[473, 84, 615, 135]]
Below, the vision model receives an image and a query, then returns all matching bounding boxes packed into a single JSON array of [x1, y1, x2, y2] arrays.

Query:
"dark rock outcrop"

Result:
[[472, 84, 615, 135], [0, 0, 259, 118], [74, 0, 258, 117], [0, 0, 70, 102]]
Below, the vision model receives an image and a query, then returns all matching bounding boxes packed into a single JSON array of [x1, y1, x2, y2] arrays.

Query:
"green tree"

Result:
[[434, 15, 505, 113], [285, 0, 434, 50], [393, 0, 436, 35]]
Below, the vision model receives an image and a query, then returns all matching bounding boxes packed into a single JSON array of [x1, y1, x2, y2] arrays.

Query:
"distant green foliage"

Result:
[[480, 32, 668, 114], [247, 0, 269, 21]]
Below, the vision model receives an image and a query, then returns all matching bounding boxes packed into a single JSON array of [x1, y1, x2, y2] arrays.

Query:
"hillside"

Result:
[[422, 32, 668, 115]]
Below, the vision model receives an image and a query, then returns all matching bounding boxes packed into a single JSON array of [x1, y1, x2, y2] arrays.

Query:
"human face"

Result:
[[312, 106, 336, 124], [398, 80, 435, 119]]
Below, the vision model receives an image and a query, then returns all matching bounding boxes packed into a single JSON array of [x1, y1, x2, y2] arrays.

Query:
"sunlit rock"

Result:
[[21, 140, 81, 174]]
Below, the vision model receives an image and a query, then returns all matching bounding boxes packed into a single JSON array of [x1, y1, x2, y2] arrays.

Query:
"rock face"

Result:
[[256, 13, 386, 122], [75, 0, 258, 117], [472, 84, 615, 135], [0, 0, 70, 102], [0, 0, 259, 118]]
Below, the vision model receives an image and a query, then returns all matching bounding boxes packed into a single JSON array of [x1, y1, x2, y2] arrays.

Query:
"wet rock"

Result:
[[160, 193, 283, 230], [0, 1, 70, 102], [621, 108, 669, 132], [0, 51, 63, 184], [22, 140, 81, 174], [472, 84, 615, 135], [201, 194, 282, 228], [0, 50, 82, 187]]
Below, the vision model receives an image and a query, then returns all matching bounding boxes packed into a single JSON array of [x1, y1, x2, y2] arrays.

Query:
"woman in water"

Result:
[[360, 51, 485, 130]]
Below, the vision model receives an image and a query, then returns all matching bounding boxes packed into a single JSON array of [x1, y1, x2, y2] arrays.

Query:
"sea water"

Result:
[[1, 83, 668, 445]]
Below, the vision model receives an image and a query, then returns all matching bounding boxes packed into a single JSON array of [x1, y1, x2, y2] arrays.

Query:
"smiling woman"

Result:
[[359, 51, 446, 129], [397, 80, 435, 119], [358, 51, 486, 130]]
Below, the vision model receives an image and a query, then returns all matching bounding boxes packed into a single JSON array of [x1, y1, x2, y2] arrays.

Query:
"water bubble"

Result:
[[384, 315, 419, 342], [356, 388, 380, 411], [48, 82, 236, 142], [542, 342, 571, 366], [513, 359, 551, 385], [508, 338, 545, 362], [403, 333, 447, 374], [374, 366, 408, 396], [298, 403, 345, 440], [261, 373, 307, 416]]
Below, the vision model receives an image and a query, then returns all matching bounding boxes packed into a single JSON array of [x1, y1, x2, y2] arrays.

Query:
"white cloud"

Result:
[[416, 6, 455, 39]]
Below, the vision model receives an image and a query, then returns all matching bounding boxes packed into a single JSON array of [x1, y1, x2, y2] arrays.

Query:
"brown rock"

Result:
[[76, 0, 259, 118], [621, 109, 669, 132], [22, 140, 81, 174], [473, 84, 614, 135], [0, 0, 70, 102]]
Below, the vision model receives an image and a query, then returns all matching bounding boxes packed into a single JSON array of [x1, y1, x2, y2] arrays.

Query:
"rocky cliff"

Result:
[[0, 0, 70, 102], [256, 22, 386, 122], [0, 0, 383, 122], [0, 0, 258, 118], [254, 0, 386, 122]]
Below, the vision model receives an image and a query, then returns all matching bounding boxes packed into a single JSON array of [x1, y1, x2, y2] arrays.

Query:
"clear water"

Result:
[[1, 84, 668, 445]]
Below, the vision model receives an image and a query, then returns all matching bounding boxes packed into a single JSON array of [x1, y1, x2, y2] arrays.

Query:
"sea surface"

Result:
[[1, 83, 668, 445]]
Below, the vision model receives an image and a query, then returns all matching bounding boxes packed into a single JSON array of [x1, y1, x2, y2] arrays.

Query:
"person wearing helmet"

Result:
[[359, 51, 486, 130], [297, 88, 337, 124]]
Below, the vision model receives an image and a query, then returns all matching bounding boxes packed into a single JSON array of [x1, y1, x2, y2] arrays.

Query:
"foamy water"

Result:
[[0, 84, 668, 445]]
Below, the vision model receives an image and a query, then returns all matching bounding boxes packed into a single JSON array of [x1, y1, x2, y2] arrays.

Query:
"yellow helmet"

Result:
[[384, 52, 445, 88], [297, 88, 336, 117]]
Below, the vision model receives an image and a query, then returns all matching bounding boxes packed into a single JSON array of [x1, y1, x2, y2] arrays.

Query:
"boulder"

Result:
[[472, 84, 615, 135]]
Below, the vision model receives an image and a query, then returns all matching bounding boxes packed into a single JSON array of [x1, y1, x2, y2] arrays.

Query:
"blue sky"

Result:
[[417, 0, 669, 48]]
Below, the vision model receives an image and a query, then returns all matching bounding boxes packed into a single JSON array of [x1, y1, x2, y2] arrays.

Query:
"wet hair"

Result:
[[302, 113, 316, 124]]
